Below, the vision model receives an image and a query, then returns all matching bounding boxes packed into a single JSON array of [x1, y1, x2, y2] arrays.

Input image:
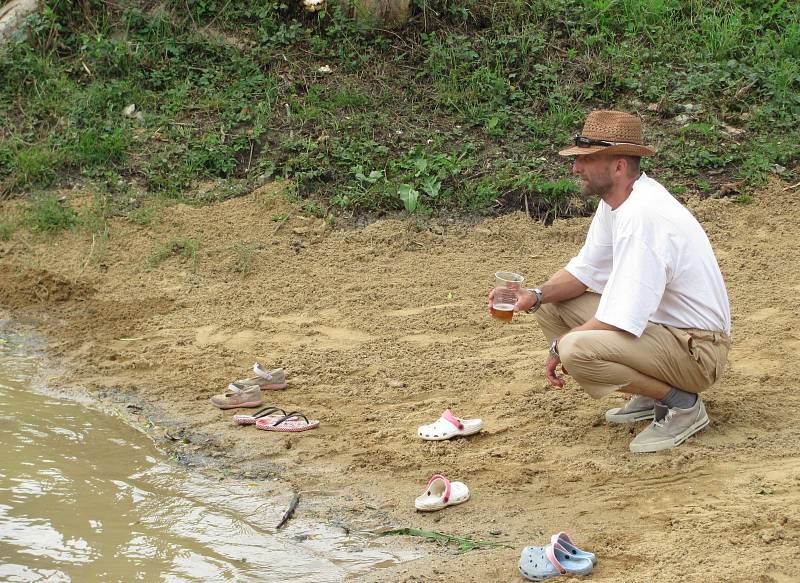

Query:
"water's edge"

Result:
[[0, 315, 419, 582]]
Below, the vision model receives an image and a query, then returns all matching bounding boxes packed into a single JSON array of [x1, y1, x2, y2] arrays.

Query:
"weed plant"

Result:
[[232, 242, 257, 276], [0, 1, 797, 220], [0, 222, 14, 240], [148, 237, 200, 270], [23, 195, 78, 233], [379, 527, 512, 551]]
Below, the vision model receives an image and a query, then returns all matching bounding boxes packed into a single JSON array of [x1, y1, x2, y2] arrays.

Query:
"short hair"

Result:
[[620, 155, 641, 177]]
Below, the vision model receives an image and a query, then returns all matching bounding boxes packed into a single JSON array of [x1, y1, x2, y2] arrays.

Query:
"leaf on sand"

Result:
[[377, 527, 512, 552]]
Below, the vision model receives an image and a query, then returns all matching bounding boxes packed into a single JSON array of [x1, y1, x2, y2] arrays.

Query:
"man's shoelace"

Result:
[[653, 409, 675, 428]]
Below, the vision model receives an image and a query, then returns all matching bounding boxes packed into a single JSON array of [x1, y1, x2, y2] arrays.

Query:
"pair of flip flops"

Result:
[[414, 474, 470, 511], [417, 409, 483, 440], [233, 406, 319, 432], [519, 533, 596, 581]]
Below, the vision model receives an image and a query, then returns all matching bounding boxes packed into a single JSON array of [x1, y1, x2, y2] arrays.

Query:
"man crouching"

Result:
[[512, 110, 731, 453]]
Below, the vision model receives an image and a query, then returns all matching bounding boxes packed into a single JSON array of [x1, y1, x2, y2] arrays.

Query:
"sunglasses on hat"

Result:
[[573, 134, 636, 148]]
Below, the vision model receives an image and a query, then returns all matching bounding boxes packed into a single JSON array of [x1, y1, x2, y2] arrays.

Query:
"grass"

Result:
[[232, 241, 257, 276], [127, 203, 161, 226], [0, 1, 797, 220], [378, 527, 512, 552], [23, 195, 78, 233], [148, 237, 200, 270], [0, 222, 14, 240]]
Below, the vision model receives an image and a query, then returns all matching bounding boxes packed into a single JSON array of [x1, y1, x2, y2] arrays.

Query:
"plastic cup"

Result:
[[491, 271, 524, 322]]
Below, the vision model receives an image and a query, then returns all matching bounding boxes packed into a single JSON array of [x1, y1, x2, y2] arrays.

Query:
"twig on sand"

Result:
[[276, 493, 300, 530], [524, 193, 531, 218], [782, 181, 800, 191]]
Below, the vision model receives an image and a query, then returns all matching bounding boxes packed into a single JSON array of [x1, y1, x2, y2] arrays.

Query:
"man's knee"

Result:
[[557, 331, 597, 368], [558, 331, 621, 398]]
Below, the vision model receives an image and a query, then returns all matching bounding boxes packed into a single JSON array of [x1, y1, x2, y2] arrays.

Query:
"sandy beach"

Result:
[[1, 180, 799, 582]]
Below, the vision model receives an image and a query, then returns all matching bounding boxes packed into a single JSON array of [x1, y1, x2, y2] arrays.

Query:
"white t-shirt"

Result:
[[565, 173, 731, 337]]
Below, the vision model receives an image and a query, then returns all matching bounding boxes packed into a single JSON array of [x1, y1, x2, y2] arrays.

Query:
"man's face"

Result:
[[572, 153, 614, 199]]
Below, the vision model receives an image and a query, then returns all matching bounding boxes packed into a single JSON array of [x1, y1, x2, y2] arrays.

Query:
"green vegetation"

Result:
[[379, 527, 512, 551], [127, 203, 161, 226], [1, 1, 797, 221], [0, 222, 14, 240], [232, 241, 257, 276], [23, 195, 78, 233], [148, 237, 200, 269]]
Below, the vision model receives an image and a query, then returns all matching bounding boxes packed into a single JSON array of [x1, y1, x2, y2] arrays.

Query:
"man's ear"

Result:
[[613, 156, 627, 177]]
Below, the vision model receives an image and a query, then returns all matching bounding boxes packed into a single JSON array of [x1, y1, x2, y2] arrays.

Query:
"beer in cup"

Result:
[[491, 271, 524, 322]]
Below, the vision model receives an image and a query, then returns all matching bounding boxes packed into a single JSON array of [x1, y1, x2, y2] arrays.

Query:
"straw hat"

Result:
[[558, 110, 656, 157]]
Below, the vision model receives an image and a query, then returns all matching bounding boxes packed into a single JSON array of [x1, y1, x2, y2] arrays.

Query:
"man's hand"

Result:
[[488, 286, 533, 314], [513, 288, 538, 313], [545, 353, 566, 388]]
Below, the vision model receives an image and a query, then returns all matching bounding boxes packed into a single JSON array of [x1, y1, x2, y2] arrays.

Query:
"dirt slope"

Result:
[[1, 180, 798, 582]]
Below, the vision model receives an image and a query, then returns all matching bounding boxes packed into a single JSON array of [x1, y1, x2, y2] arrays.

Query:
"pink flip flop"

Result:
[[233, 406, 287, 426], [255, 411, 320, 432]]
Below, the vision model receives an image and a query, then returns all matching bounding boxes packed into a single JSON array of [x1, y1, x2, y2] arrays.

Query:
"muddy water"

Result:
[[0, 331, 413, 582]]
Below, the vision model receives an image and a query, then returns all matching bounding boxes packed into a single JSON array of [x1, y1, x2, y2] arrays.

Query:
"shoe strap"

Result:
[[270, 411, 309, 427], [441, 409, 464, 431], [545, 542, 568, 575], [552, 532, 579, 555], [253, 362, 274, 381], [250, 406, 286, 419], [425, 474, 451, 503], [553, 531, 574, 545]]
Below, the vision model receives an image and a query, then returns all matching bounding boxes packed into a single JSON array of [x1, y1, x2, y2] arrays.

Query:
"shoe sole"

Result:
[[211, 400, 263, 410], [605, 409, 655, 424], [629, 414, 710, 453]]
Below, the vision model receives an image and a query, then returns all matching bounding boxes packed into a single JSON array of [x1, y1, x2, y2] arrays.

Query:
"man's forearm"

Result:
[[539, 269, 588, 305], [572, 316, 628, 334]]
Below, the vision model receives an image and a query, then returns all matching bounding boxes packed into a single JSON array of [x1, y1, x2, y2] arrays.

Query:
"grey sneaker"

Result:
[[605, 394, 656, 423], [629, 397, 709, 453], [210, 383, 263, 409]]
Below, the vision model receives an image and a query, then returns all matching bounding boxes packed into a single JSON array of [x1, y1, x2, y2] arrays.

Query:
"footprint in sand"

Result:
[[728, 343, 781, 376], [195, 325, 258, 351], [386, 302, 469, 317], [398, 323, 478, 347], [398, 332, 459, 346], [268, 325, 373, 350], [258, 309, 338, 325], [257, 311, 373, 350]]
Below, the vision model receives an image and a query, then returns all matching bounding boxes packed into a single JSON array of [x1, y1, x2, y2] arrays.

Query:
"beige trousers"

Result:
[[535, 292, 730, 398]]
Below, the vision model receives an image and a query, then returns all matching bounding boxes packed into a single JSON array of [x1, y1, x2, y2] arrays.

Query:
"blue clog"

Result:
[[518, 543, 594, 581]]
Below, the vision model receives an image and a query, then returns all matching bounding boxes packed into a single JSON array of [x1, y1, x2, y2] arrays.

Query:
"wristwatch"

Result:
[[549, 339, 559, 358], [525, 287, 543, 313]]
